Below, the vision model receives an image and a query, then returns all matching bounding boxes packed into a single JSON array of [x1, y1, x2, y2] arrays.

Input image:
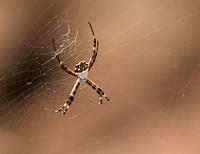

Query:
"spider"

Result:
[[52, 22, 110, 115]]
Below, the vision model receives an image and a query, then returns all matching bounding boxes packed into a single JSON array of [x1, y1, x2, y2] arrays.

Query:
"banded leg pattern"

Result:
[[53, 37, 78, 78], [88, 22, 99, 71], [55, 79, 80, 115], [86, 79, 109, 104]]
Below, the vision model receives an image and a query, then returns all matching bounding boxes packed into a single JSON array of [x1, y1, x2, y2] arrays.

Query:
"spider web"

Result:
[[1, 0, 200, 154], [0, 1, 88, 137]]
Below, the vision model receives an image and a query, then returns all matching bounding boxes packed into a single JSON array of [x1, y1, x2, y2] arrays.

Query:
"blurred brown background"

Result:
[[1, 0, 200, 154]]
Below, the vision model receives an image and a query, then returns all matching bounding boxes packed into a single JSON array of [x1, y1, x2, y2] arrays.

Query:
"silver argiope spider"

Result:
[[53, 22, 110, 115]]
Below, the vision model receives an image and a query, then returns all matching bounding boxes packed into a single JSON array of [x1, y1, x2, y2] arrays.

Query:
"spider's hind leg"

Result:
[[86, 79, 110, 104], [99, 96, 103, 104], [55, 79, 80, 115]]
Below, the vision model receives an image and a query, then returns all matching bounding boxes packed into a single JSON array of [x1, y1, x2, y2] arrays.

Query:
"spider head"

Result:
[[74, 61, 88, 73]]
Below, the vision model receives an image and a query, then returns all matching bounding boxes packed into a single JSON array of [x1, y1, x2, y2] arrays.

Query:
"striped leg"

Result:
[[86, 79, 110, 104], [55, 79, 80, 115], [53, 37, 78, 78], [88, 22, 99, 71]]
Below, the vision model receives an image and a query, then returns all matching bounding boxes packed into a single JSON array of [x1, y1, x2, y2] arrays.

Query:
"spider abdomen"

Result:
[[76, 70, 88, 83]]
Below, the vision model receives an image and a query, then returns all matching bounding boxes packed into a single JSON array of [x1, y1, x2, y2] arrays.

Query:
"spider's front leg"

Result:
[[88, 22, 99, 71], [53, 38, 78, 78], [55, 79, 80, 115], [86, 79, 110, 104]]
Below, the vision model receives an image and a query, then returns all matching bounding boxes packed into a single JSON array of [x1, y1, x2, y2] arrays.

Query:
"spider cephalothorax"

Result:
[[52, 22, 110, 115], [74, 61, 88, 73]]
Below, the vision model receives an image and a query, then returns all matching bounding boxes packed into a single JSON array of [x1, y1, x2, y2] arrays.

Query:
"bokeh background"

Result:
[[1, 0, 200, 154]]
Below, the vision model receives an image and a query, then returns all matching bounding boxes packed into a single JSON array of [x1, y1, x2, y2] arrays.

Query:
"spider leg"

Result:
[[52, 38, 78, 78], [55, 79, 80, 115], [99, 96, 103, 104], [86, 79, 110, 104], [88, 22, 99, 71]]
